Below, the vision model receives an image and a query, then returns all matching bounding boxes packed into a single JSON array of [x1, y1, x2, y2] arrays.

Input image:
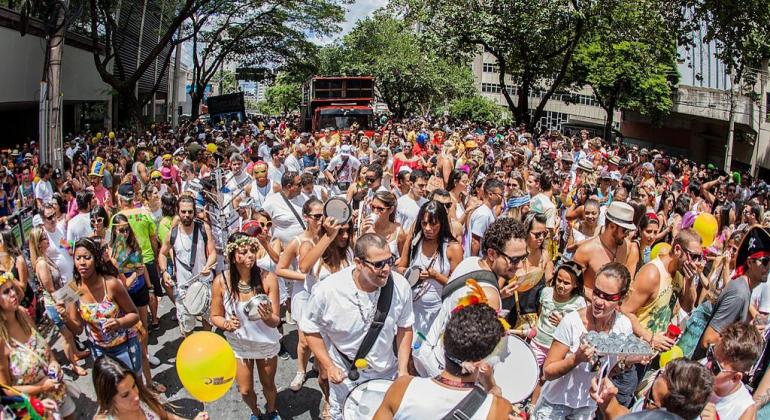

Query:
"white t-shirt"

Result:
[[249, 180, 275, 210], [299, 266, 414, 374], [465, 204, 496, 258], [66, 213, 93, 244], [267, 162, 285, 185], [285, 154, 303, 173], [46, 225, 74, 283], [326, 155, 361, 183], [34, 179, 53, 204], [261, 192, 307, 245], [710, 384, 755, 420], [539, 310, 633, 409], [412, 257, 500, 377], [301, 185, 328, 202], [751, 281, 770, 314], [396, 194, 428, 233], [226, 170, 252, 194]]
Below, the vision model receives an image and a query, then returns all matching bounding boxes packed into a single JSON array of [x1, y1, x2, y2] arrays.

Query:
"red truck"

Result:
[[300, 76, 375, 135]]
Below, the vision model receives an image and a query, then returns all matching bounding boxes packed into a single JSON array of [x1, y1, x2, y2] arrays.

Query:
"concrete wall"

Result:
[[0, 26, 110, 103]]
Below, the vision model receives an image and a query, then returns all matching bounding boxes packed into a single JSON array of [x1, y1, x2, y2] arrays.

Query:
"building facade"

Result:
[[470, 51, 621, 137]]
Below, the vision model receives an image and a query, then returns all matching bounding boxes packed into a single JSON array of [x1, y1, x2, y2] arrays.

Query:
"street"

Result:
[[53, 299, 322, 420]]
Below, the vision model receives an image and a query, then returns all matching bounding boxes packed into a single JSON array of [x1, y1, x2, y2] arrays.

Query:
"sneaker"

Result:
[[263, 411, 281, 420], [148, 355, 161, 367], [289, 371, 306, 391], [285, 311, 296, 325], [278, 350, 290, 360]]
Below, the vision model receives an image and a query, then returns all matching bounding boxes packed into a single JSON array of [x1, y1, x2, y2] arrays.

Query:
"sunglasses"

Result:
[[706, 345, 738, 376], [753, 257, 770, 267], [682, 247, 704, 263], [44, 214, 56, 221], [365, 177, 379, 183], [439, 201, 452, 210], [371, 205, 390, 213], [151, 177, 161, 181], [361, 255, 395, 270], [530, 231, 547, 239], [118, 227, 131, 235], [593, 286, 624, 302], [307, 213, 323, 221], [494, 248, 528, 266], [260, 221, 273, 229], [90, 217, 104, 225]]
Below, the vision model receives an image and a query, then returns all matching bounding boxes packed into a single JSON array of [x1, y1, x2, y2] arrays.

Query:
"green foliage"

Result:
[[263, 75, 302, 114], [311, 12, 475, 118], [447, 96, 503, 124]]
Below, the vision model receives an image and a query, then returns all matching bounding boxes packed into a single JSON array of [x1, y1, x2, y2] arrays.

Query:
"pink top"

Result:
[[67, 198, 78, 218]]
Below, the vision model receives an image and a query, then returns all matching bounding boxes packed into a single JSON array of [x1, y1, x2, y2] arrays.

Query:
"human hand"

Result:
[[700, 402, 718, 420], [650, 332, 676, 352], [327, 365, 346, 384], [477, 362, 497, 392], [102, 318, 121, 333], [41, 378, 60, 393], [48, 362, 62, 382], [359, 215, 375, 234], [258, 302, 273, 321], [200, 265, 211, 276], [499, 279, 518, 299], [574, 342, 595, 365], [162, 272, 174, 288], [224, 317, 241, 332], [41, 398, 59, 413], [548, 311, 563, 326], [323, 217, 341, 238], [54, 302, 68, 318], [589, 376, 618, 406]]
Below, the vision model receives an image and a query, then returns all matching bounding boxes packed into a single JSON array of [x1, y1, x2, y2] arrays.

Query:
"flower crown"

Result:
[[452, 279, 511, 332], [225, 236, 257, 254], [0, 271, 14, 288]]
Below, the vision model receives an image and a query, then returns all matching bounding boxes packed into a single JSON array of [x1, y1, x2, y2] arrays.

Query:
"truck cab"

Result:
[[301, 76, 375, 135]]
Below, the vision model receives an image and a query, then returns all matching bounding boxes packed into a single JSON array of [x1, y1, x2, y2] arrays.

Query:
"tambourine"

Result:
[[243, 294, 271, 321], [324, 197, 353, 225]]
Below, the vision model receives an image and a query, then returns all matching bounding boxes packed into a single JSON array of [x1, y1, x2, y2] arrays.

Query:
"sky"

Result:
[[312, 0, 388, 44]]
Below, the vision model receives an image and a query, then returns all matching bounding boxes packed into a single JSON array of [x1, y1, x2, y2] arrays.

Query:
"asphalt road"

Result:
[[51, 298, 322, 420]]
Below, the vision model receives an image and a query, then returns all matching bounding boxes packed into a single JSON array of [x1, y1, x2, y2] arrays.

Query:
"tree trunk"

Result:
[[603, 104, 615, 143], [190, 91, 203, 120], [120, 86, 146, 130], [43, 0, 69, 171], [724, 77, 737, 173]]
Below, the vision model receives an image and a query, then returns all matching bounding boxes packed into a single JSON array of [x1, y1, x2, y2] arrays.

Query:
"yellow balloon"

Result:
[[206, 143, 217, 154], [693, 213, 718, 247], [650, 243, 671, 261], [176, 331, 236, 402], [108, 131, 115, 139], [96, 132, 103, 139], [659, 344, 684, 368]]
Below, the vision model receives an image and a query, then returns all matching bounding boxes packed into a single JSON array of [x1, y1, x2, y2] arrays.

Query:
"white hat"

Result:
[[398, 166, 413, 174], [32, 214, 43, 227], [605, 202, 637, 231], [577, 159, 594, 172]]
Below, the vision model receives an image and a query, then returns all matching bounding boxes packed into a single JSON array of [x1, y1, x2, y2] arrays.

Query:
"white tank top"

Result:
[[223, 287, 281, 345], [292, 238, 315, 298], [394, 377, 493, 420], [306, 248, 354, 294], [409, 240, 451, 306], [172, 224, 211, 286]]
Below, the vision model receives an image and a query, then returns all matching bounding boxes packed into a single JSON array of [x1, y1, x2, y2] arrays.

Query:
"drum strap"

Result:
[[174, 221, 200, 274], [334, 275, 394, 380], [440, 386, 487, 420], [441, 269, 499, 301], [280, 192, 306, 230]]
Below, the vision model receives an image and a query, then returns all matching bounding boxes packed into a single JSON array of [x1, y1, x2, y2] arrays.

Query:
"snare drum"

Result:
[[182, 278, 211, 317], [324, 197, 353, 225], [493, 335, 539, 403], [342, 379, 394, 420]]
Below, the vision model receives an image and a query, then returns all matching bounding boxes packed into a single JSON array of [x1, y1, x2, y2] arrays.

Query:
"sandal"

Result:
[[151, 321, 161, 330], [71, 365, 88, 377], [149, 381, 167, 394], [74, 350, 91, 361]]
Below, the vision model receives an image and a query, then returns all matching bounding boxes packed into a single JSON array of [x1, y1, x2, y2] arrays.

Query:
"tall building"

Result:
[[621, 22, 770, 175], [470, 51, 621, 137]]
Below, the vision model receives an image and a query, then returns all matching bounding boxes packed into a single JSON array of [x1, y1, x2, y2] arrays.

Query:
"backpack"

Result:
[[169, 220, 209, 274]]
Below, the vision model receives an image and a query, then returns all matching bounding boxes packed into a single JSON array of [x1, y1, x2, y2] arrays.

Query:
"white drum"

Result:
[[493, 335, 539, 403], [343, 379, 394, 420], [324, 197, 353, 225], [404, 266, 421, 287], [182, 277, 211, 317], [243, 294, 271, 321]]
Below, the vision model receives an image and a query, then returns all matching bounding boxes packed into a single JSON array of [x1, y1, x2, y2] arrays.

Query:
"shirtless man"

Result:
[[573, 201, 637, 298]]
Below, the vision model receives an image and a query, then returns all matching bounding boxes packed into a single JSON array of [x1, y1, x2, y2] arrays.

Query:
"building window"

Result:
[[483, 63, 498, 73]]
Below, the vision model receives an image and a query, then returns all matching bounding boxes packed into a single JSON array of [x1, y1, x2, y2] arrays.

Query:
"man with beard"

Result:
[[301, 233, 414, 420], [158, 195, 216, 336], [413, 217, 525, 377], [573, 201, 637, 298]]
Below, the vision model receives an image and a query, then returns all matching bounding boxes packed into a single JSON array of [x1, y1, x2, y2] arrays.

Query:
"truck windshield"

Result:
[[317, 109, 372, 130]]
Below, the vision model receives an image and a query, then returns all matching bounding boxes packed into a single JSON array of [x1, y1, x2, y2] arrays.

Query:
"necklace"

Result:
[[599, 235, 619, 261], [237, 281, 253, 294], [353, 288, 379, 325], [433, 375, 475, 389]]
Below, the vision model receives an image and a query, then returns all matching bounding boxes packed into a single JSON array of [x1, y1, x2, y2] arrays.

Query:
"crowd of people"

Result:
[[0, 116, 769, 420]]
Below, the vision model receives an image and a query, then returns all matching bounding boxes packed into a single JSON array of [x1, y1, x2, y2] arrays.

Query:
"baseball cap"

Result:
[[118, 183, 134, 199], [340, 145, 352, 156]]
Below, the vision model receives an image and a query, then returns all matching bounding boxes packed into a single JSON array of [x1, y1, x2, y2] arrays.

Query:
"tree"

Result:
[[330, 11, 474, 118], [263, 75, 302, 114], [680, 0, 770, 172], [87, 0, 211, 128], [186, 0, 345, 119], [571, 0, 680, 141], [447, 96, 502, 124], [396, 0, 619, 129]]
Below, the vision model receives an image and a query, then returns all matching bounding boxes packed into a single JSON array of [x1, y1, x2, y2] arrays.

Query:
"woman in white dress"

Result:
[[361, 190, 407, 266], [398, 200, 462, 337], [210, 233, 281, 420]]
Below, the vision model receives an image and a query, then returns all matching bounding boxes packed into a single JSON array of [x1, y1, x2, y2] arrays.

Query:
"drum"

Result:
[[182, 277, 211, 317], [342, 379, 394, 420], [243, 294, 271, 321], [324, 197, 353, 225], [493, 335, 539, 403]]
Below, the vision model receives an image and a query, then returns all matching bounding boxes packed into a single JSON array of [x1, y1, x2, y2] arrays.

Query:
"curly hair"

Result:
[[481, 217, 526, 255], [444, 304, 505, 376], [73, 238, 119, 284]]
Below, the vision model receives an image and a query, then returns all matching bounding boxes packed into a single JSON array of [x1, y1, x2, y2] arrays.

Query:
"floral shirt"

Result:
[[7, 330, 65, 404]]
